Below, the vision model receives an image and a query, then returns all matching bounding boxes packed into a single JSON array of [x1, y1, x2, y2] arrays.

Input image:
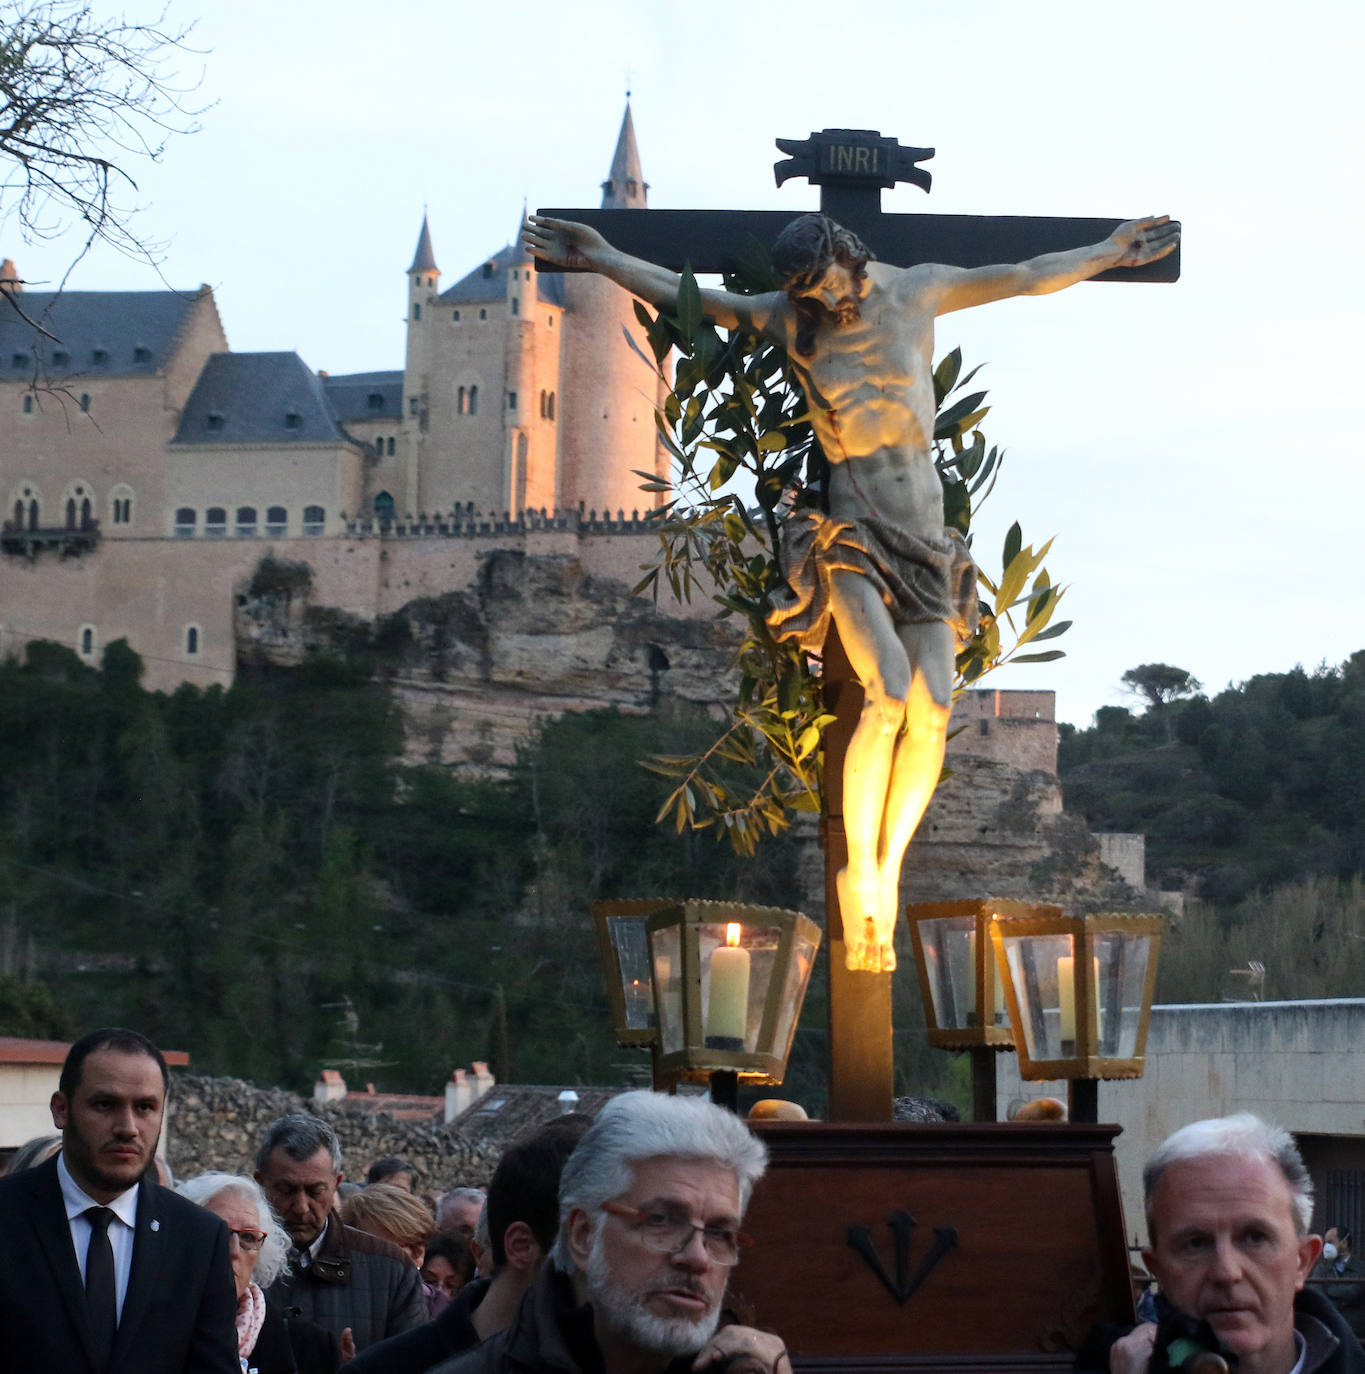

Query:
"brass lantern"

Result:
[[989, 911, 1165, 1081], [593, 899, 672, 1047], [645, 900, 821, 1086], [908, 899, 1061, 1050]]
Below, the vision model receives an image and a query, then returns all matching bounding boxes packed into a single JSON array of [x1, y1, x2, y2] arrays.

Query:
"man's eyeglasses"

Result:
[[601, 1201, 752, 1266], [227, 1227, 268, 1252]]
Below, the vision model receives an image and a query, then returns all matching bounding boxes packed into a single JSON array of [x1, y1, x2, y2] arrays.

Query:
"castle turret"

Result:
[[404, 214, 439, 424], [559, 102, 670, 518], [503, 212, 558, 515], [600, 103, 648, 209]]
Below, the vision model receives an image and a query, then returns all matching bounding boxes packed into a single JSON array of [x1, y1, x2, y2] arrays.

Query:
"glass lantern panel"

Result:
[[651, 923, 684, 1055], [919, 916, 1006, 1030], [699, 921, 780, 1054], [1000, 932, 1075, 1060], [606, 914, 654, 1031], [1094, 932, 1152, 1058], [771, 928, 819, 1067]]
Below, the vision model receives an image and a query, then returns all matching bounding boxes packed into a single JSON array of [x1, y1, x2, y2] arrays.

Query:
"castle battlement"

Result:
[[342, 505, 667, 539]]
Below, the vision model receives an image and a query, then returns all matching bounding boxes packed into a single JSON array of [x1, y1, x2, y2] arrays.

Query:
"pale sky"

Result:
[[9, 0, 1364, 727]]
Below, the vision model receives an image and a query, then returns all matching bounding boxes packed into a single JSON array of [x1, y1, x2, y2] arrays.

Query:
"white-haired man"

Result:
[[431, 1090, 790, 1374], [1092, 1113, 1363, 1374]]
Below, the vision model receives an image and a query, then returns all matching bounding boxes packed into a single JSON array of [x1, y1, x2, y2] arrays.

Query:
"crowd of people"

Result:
[[1, 1025, 1363, 1374]]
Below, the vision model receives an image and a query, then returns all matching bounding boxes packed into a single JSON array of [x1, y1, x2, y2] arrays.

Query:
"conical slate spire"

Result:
[[600, 102, 648, 210], [508, 199, 531, 262], [408, 213, 438, 275]]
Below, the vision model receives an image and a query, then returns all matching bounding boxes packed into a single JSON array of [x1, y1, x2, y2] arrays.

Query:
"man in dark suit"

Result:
[[0, 1026, 239, 1373]]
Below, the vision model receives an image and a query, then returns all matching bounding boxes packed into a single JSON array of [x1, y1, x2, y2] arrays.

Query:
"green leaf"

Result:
[[934, 390, 988, 438], [621, 323, 657, 372], [933, 347, 962, 406], [677, 265, 703, 340], [942, 480, 970, 536], [1011, 650, 1066, 664], [1003, 522, 1022, 571], [1029, 620, 1072, 642]]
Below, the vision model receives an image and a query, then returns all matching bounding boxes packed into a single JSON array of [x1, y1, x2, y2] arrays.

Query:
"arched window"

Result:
[[265, 506, 287, 536], [547, 391, 556, 420], [12, 500, 22, 527], [78, 394, 90, 412], [457, 386, 466, 415], [185, 625, 200, 655], [174, 508, 196, 537], [387, 436, 395, 456], [110, 485, 134, 526], [204, 507, 227, 537], [511, 297, 519, 316], [539, 390, 546, 418], [302, 505, 325, 536], [22, 395, 32, 414], [65, 497, 77, 529], [374, 491, 395, 520], [80, 497, 92, 529], [468, 385, 478, 415], [412, 302, 421, 321], [79, 625, 95, 657], [236, 506, 257, 536], [27, 498, 38, 530]]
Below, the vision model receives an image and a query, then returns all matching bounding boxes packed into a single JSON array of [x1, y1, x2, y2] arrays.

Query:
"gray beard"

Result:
[[584, 1236, 722, 1358]]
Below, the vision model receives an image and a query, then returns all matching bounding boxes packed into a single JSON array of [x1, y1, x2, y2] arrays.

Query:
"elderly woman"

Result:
[[340, 1182, 446, 1317], [178, 1172, 341, 1374]]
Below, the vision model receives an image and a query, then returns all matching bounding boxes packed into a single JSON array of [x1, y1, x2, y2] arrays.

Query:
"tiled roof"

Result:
[[334, 1090, 444, 1124], [440, 244, 564, 308], [0, 1037, 189, 1066], [0, 289, 208, 378], [448, 1084, 623, 1144], [171, 352, 349, 446], [322, 370, 403, 423]]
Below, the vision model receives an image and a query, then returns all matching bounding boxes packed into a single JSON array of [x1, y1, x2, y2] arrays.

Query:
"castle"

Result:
[[0, 105, 681, 691]]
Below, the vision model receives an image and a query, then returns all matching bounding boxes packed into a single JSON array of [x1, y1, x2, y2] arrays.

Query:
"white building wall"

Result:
[[996, 998, 1365, 1244]]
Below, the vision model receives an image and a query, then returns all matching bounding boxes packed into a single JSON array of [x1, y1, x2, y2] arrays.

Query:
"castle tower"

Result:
[[401, 210, 439, 456], [502, 212, 559, 515], [558, 103, 670, 518]]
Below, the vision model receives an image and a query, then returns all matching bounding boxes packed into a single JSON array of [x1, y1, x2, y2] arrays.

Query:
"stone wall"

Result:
[[166, 1073, 500, 1190]]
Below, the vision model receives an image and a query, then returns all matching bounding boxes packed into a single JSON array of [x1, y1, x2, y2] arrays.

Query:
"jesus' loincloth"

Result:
[[766, 510, 980, 653]]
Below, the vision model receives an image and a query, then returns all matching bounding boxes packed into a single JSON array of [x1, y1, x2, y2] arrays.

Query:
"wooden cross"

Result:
[[538, 129, 1179, 1122]]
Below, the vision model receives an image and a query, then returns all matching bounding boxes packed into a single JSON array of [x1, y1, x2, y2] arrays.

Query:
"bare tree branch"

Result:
[[0, 0, 208, 276]]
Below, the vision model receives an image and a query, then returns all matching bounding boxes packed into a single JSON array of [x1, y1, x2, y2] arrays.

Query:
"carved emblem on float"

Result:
[[846, 1209, 958, 1304]]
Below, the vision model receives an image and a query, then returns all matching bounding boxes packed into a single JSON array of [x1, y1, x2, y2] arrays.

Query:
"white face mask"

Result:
[[1323, 1243, 1340, 1261]]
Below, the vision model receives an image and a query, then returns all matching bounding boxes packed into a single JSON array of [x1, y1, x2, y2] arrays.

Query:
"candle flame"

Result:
[[725, 922, 741, 948]]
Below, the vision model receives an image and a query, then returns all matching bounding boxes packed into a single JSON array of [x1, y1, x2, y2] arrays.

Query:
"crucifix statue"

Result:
[[529, 130, 1179, 1117]]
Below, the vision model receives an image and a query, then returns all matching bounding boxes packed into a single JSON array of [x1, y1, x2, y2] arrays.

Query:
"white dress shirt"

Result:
[[57, 1150, 139, 1320]]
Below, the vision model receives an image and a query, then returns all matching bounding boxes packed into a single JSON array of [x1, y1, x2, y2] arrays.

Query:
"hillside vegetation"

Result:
[[1059, 653, 1365, 1001], [0, 640, 812, 1097]]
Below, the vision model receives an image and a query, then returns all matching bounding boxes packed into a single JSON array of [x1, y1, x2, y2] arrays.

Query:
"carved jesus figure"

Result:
[[524, 210, 1179, 973]]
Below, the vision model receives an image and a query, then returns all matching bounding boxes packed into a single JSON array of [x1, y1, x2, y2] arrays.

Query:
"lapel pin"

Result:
[[150, 1220, 160, 1232]]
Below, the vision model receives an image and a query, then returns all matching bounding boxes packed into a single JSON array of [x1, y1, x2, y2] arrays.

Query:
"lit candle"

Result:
[[1058, 955, 1076, 1042], [969, 932, 1007, 1021], [707, 923, 750, 1045], [624, 976, 650, 1027], [1058, 954, 1100, 1045]]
